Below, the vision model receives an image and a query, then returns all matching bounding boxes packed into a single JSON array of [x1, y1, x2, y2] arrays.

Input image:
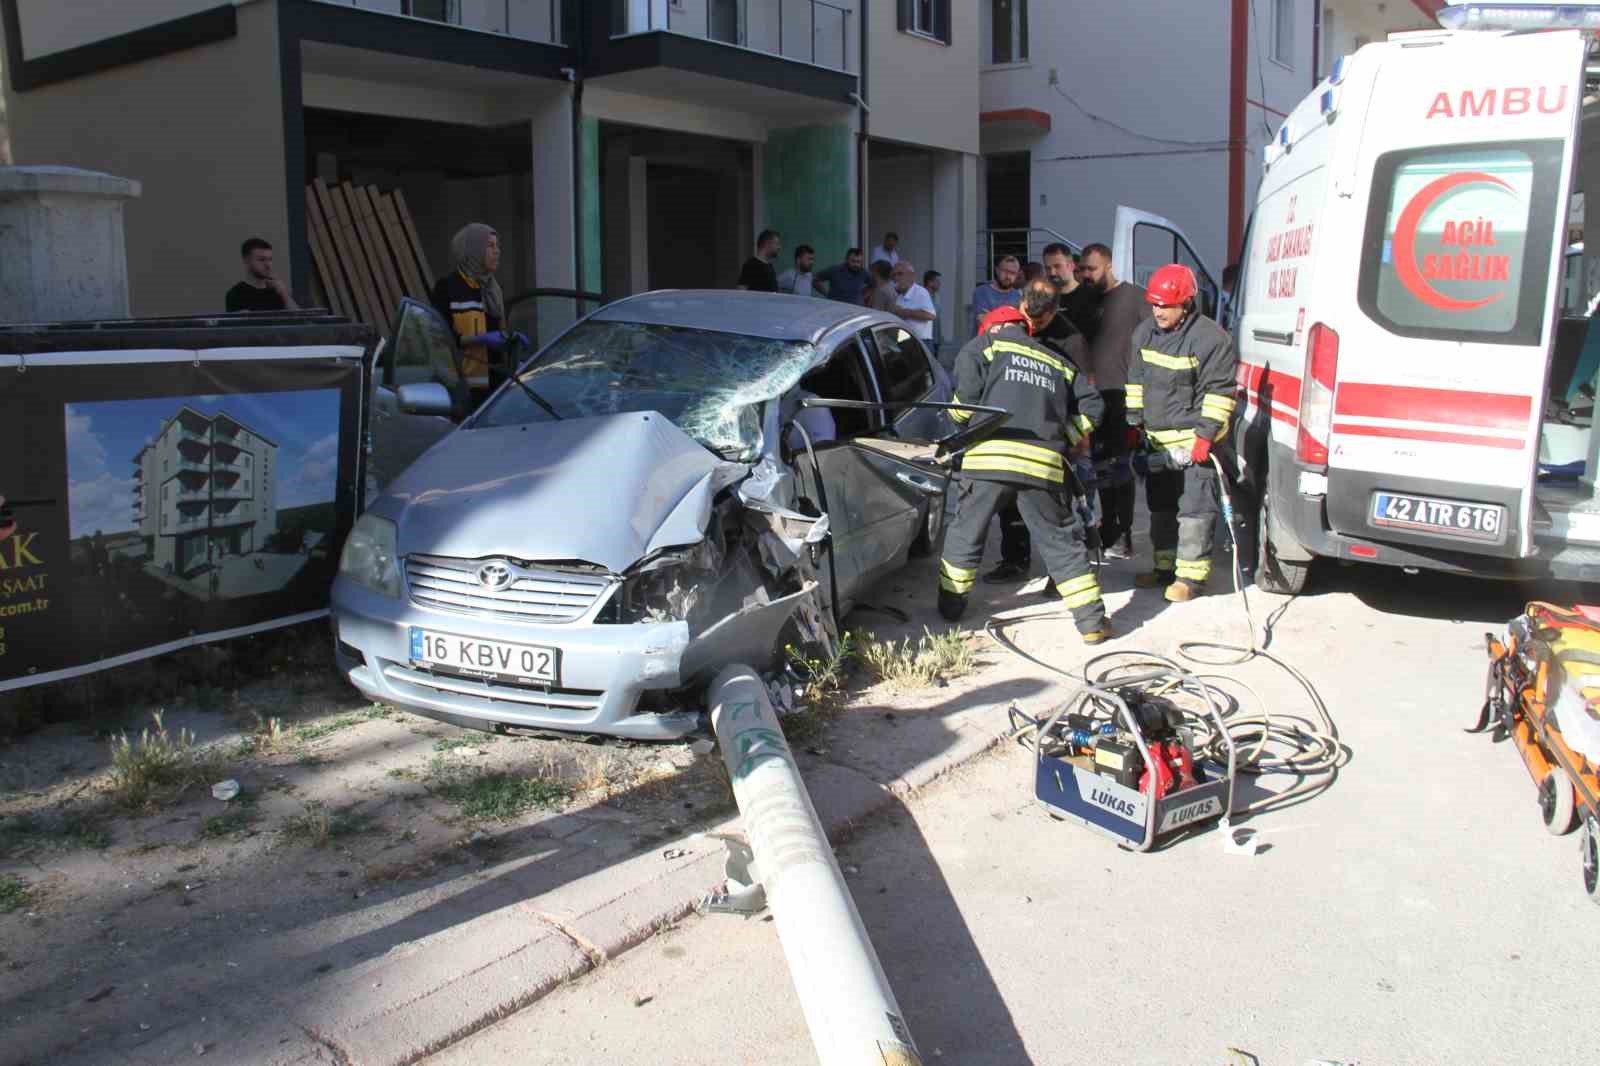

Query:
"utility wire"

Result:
[[1049, 82, 1229, 150], [1039, 147, 1231, 163], [1248, 0, 1280, 138]]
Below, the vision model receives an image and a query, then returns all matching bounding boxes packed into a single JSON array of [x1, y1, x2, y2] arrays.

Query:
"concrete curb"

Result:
[[294, 715, 1015, 1065]]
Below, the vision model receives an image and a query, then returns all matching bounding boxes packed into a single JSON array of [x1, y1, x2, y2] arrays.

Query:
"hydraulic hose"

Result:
[[986, 452, 1347, 819]]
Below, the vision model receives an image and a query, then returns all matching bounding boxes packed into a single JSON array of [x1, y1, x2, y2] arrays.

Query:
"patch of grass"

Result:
[[358, 703, 396, 721], [0, 811, 110, 858], [294, 714, 363, 743], [433, 771, 570, 820], [0, 874, 32, 913], [385, 767, 418, 780], [280, 802, 374, 848], [108, 711, 216, 810], [200, 792, 258, 838], [786, 630, 858, 708], [433, 734, 484, 754], [778, 708, 830, 745], [859, 628, 979, 689]]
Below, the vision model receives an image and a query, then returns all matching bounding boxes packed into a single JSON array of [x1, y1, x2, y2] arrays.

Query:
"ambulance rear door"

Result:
[[1113, 207, 1220, 317], [1324, 30, 1586, 560]]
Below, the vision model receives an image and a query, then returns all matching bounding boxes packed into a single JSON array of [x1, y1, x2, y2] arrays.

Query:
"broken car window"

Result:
[[471, 321, 819, 461]]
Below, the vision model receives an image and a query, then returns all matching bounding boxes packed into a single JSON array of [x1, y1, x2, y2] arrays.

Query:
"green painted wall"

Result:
[[763, 123, 853, 268], [581, 115, 602, 297]]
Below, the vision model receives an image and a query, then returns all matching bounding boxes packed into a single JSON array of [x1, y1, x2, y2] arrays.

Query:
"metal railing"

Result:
[[613, 0, 852, 72], [311, 0, 568, 47], [975, 226, 1080, 281]]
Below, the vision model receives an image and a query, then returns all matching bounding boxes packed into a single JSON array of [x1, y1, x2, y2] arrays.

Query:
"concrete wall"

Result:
[[1319, 0, 1434, 73], [764, 123, 854, 269], [2, 0, 286, 317], [867, 0, 978, 156], [979, 0, 1313, 274], [13, 0, 253, 59]]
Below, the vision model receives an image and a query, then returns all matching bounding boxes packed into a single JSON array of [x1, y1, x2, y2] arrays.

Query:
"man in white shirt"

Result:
[[870, 231, 901, 269], [891, 261, 937, 344], [777, 245, 817, 297]]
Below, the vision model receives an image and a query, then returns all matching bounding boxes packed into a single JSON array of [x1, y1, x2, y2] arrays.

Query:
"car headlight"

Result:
[[338, 514, 402, 598]]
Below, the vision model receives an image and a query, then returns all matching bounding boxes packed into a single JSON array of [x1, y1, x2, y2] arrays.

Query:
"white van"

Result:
[[1234, 18, 1600, 593]]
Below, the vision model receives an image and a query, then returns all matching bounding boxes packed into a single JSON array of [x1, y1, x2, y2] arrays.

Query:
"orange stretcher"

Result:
[[1477, 602, 1600, 904]]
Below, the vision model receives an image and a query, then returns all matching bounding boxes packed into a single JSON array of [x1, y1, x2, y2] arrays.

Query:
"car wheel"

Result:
[[909, 485, 947, 558], [1255, 486, 1310, 595]]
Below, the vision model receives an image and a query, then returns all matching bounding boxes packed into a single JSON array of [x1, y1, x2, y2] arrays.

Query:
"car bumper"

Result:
[[330, 576, 702, 741]]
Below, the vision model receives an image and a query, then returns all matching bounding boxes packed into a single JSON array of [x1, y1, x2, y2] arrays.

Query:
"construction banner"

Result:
[[0, 326, 370, 690]]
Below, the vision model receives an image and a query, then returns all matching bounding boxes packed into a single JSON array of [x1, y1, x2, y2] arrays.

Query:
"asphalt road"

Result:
[[424, 559, 1598, 1066]]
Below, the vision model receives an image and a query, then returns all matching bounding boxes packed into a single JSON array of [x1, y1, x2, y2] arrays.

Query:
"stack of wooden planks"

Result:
[[305, 179, 434, 339]]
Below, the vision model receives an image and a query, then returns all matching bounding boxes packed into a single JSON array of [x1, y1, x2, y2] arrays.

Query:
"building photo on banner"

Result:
[[0, 341, 367, 692]]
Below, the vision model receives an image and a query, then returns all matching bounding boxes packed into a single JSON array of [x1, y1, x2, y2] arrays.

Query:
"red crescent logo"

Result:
[[1391, 170, 1514, 312]]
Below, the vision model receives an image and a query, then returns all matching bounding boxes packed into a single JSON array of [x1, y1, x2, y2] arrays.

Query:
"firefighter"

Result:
[[939, 280, 1112, 643], [1126, 264, 1239, 602]]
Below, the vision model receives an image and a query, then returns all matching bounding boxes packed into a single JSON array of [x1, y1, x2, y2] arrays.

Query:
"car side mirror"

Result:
[[397, 382, 453, 417]]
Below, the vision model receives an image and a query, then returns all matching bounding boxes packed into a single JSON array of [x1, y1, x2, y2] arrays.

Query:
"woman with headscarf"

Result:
[[432, 222, 507, 394]]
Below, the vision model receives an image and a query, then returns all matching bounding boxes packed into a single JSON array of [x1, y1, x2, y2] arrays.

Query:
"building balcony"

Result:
[[211, 484, 254, 501], [173, 485, 210, 502], [211, 451, 248, 472], [591, 0, 857, 104], [309, 0, 570, 46]]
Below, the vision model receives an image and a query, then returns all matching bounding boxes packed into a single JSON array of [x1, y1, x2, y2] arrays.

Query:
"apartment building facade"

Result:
[[134, 406, 279, 577], [1, 0, 984, 345]]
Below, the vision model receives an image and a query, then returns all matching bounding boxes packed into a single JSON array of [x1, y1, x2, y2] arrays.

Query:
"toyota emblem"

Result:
[[476, 562, 513, 590]]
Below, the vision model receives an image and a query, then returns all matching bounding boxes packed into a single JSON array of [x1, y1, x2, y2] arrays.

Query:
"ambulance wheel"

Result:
[[1539, 769, 1579, 836], [1581, 815, 1600, 905], [1255, 489, 1310, 596]]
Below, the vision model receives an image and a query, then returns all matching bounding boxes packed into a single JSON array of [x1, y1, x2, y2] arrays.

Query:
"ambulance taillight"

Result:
[[1296, 323, 1340, 470]]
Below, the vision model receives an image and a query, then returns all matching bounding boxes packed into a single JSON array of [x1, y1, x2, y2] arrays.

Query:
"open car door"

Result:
[[368, 299, 469, 494], [1113, 206, 1220, 317]]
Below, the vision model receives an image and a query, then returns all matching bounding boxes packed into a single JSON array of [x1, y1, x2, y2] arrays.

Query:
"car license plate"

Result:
[[409, 628, 559, 685], [1370, 492, 1506, 543]]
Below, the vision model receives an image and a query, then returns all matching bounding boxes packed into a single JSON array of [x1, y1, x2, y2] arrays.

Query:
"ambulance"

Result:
[[1235, 6, 1600, 593]]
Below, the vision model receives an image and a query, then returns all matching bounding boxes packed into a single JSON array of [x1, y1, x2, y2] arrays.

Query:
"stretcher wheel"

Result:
[[1581, 815, 1600, 905], [1540, 769, 1579, 836]]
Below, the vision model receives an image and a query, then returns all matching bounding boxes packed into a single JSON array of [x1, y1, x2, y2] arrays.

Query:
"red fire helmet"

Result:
[[1145, 264, 1198, 307]]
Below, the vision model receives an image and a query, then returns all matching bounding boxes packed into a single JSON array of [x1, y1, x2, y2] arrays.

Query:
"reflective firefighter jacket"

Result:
[[1125, 312, 1238, 450], [949, 323, 1104, 490]]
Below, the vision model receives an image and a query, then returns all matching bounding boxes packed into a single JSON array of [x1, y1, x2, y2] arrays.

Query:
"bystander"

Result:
[[814, 248, 870, 304], [225, 238, 298, 312], [971, 255, 1022, 335], [778, 245, 817, 296], [1079, 242, 1151, 558], [891, 261, 937, 344], [736, 230, 781, 292], [870, 231, 901, 269]]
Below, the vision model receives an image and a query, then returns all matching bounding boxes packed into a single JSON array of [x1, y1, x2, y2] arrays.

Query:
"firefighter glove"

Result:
[[1190, 437, 1212, 465]]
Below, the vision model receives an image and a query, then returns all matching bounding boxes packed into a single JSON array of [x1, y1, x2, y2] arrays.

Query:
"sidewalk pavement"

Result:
[[106, 547, 1147, 1066]]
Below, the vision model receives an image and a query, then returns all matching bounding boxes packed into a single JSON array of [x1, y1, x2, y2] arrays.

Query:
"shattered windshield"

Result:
[[472, 321, 820, 461]]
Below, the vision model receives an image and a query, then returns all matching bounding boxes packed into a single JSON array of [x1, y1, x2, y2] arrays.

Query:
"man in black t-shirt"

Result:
[[736, 229, 781, 293], [1080, 242, 1152, 558], [225, 237, 298, 313]]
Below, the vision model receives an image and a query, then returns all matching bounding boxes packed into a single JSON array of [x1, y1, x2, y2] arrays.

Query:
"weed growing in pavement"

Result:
[[0, 811, 111, 858], [0, 874, 31, 913], [433, 734, 489, 754], [786, 630, 858, 707], [249, 712, 287, 754], [859, 628, 979, 689], [200, 792, 259, 838], [294, 714, 363, 743], [108, 711, 216, 809], [358, 703, 396, 721], [431, 765, 570, 820], [280, 802, 374, 847]]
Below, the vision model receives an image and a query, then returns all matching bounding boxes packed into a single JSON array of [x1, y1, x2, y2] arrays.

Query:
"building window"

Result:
[[1272, 0, 1295, 67], [403, 0, 458, 24], [901, 0, 951, 45], [991, 0, 1027, 64]]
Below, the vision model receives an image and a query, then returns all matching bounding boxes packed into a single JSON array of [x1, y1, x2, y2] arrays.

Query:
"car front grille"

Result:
[[405, 555, 615, 624]]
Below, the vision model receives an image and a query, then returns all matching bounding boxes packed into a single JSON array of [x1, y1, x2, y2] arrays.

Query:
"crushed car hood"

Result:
[[383, 412, 746, 573]]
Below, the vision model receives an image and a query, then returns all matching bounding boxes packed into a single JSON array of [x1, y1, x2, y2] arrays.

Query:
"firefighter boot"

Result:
[[1080, 621, 1114, 645], [1135, 570, 1175, 589], [937, 589, 968, 621], [1164, 579, 1204, 603]]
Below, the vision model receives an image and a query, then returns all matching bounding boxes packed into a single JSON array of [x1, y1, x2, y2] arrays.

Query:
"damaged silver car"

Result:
[[332, 291, 1000, 740]]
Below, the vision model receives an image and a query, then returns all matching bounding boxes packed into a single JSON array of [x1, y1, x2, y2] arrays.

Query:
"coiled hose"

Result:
[[988, 454, 1347, 818]]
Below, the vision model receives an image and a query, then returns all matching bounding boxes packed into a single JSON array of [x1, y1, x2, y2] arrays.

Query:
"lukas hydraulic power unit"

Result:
[[1028, 676, 1237, 851]]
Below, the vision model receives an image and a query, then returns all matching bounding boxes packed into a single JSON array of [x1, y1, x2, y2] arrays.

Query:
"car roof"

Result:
[[592, 290, 896, 344]]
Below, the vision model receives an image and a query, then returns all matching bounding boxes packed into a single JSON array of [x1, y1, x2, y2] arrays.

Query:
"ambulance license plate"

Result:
[[1370, 492, 1505, 543]]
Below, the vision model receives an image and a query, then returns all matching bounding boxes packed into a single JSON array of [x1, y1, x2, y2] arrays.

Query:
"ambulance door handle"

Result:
[[1252, 329, 1295, 346]]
